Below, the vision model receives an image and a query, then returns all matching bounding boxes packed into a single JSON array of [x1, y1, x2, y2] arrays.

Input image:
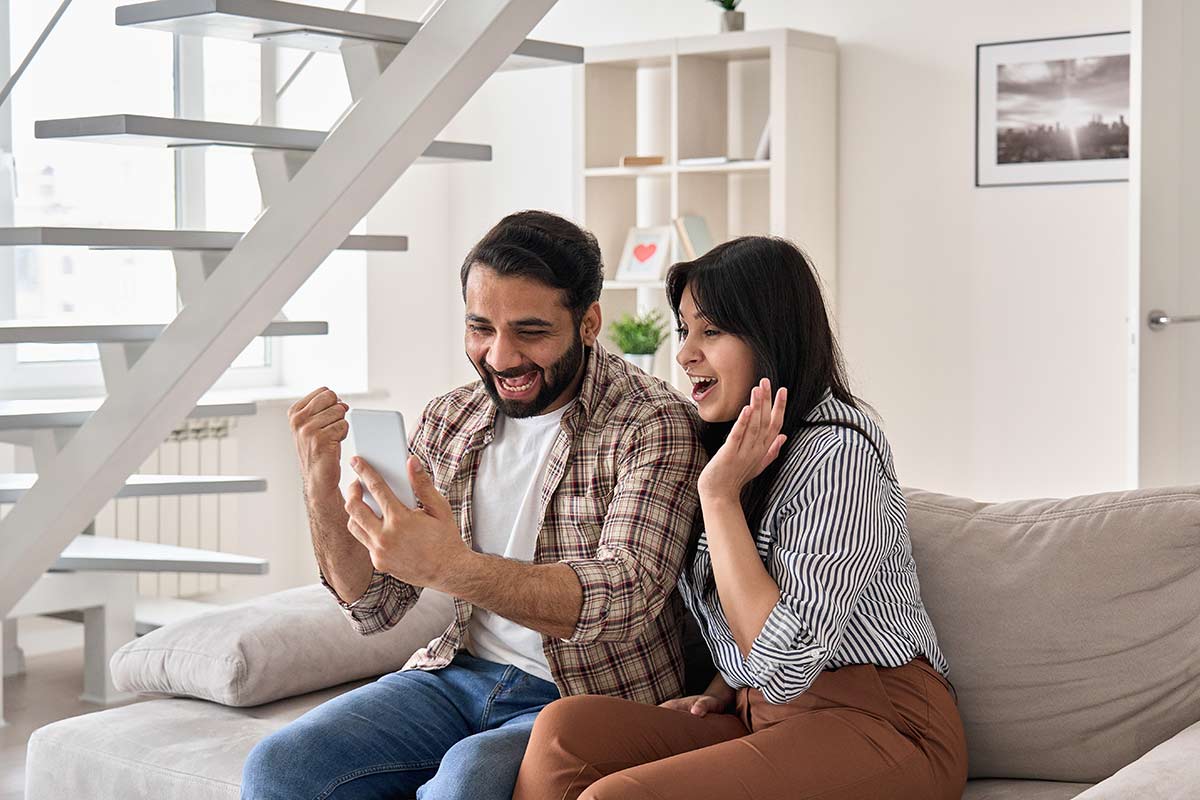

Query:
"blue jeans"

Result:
[[241, 653, 560, 800]]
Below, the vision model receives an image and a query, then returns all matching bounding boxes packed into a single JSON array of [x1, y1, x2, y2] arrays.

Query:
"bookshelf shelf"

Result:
[[677, 159, 771, 174], [584, 165, 674, 178], [583, 160, 772, 178], [577, 28, 838, 389]]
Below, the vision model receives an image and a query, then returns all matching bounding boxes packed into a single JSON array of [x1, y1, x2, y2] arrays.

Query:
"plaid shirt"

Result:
[[324, 344, 705, 705]]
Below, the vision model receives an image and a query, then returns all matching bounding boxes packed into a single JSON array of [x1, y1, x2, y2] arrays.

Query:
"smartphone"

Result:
[[345, 409, 418, 515]]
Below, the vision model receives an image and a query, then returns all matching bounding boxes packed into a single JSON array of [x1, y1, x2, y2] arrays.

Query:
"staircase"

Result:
[[0, 0, 575, 724]]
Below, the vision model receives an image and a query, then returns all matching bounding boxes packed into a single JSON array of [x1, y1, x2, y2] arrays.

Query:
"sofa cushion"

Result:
[[905, 486, 1200, 784], [963, 780, 1093, 800], [25, 680, 365, 800], [26, 681, 1095, 800], [1072, 718, 1200, 798], [110, 583, 453, 706]]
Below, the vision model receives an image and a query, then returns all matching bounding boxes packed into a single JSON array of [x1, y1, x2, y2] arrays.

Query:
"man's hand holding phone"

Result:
[[343, 455, 471, 589]]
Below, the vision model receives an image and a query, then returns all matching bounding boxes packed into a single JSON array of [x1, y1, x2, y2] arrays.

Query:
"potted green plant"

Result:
[[708, 0, 744, 32], [609, 310, 669, 374]]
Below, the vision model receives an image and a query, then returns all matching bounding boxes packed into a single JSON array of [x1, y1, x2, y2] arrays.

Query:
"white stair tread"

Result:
[[0, 394, 256, 430], [36, 115, 492, 162], [135, 597, 222, 634], [0, 319, 326, 344], [53, 535, 268, 575], [116, 0, 582, 68], [0, 226, 407, 251], [0, 473, 267, 502]]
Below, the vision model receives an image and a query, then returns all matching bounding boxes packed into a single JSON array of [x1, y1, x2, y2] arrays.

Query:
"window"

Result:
[[185, 35, 276, 379], [0, 1, 278, 395]]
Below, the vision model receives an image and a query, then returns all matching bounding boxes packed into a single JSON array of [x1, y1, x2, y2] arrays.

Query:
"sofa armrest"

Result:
[[1072, 719, 1200, 799]]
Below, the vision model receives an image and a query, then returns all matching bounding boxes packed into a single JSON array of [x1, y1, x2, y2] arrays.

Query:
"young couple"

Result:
[[244, 210, 967, 800]]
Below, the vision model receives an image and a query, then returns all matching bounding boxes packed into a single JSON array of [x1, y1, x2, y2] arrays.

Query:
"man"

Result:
[[242, 211, 706, 800]]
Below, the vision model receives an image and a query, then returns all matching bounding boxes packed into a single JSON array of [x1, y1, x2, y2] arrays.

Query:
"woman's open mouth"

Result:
[[495, 370, 542, 401], [690, 375, 717, 403]]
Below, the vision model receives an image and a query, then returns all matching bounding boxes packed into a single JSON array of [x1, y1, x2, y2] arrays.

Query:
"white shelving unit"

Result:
[[576, 28, 837, 390]]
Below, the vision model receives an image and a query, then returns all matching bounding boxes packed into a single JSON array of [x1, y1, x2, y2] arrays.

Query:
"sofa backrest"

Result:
[[904, 486, 1200, 783]]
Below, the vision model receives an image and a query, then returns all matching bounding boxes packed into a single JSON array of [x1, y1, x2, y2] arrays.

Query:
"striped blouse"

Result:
[[679, 390, 948, 705]]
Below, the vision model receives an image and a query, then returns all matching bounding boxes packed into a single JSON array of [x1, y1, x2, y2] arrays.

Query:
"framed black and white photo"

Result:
[[976, 32, 1130, 187]]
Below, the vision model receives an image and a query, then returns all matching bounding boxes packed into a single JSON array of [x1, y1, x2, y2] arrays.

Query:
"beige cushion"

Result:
[[28, 682, 1094, 800], [26, 681, 367, 800], [110, 583, 453, 707], [963, 780, 1092, 800], [1073, 719, 1200, 799], [905, 486, 1200, 784]]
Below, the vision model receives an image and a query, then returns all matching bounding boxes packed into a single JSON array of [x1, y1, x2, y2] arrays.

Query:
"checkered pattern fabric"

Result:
[[325, 344, 705, 705]]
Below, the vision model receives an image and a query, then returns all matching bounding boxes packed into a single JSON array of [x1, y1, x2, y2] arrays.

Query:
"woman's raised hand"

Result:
[[698, 378, 787, 502]]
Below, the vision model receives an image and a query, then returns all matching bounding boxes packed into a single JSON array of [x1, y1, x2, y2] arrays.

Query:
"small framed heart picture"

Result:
[[615, 226, 673, 282]]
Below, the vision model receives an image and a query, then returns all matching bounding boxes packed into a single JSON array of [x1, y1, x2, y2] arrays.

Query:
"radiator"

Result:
[[93, 417, 239, 600]]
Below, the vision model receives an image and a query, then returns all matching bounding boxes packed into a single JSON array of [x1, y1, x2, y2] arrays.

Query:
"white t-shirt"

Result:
[[465, 401, 572, 682]]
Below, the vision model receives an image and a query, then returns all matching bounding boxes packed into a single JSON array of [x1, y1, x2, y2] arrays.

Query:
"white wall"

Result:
[[219, 0, 1135, 597], [432, 0, 1133, 502]]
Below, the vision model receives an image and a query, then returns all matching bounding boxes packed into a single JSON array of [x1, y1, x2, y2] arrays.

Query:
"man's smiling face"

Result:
[[464, 264, 600, 418]]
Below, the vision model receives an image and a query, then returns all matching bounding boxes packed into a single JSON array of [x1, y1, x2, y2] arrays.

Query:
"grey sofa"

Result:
[[25, 485, 1200, 799]]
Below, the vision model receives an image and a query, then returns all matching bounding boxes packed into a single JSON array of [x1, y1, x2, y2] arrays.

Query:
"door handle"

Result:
[[1148, 309, 1200, 330]]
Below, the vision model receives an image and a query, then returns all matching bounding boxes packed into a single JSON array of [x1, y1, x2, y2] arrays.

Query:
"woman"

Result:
[[512, 237, 967, 800]]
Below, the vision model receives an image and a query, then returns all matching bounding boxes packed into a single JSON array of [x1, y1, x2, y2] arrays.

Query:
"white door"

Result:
[[1136, 0, 1200, 486]]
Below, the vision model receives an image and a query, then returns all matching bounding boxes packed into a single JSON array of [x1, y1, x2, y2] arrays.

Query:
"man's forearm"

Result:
[[435, 551, 583, 640], [306, 483, 375, 604]]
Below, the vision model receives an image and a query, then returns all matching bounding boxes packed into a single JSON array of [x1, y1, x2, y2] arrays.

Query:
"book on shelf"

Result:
[[754, 115, 771, 161], [673, 215, 714, 260], [619, 155, 666, 167]]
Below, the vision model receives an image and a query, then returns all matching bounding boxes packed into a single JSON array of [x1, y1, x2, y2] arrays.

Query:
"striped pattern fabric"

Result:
[[679, 391, 949, 705], [325, 343, 706, 706]]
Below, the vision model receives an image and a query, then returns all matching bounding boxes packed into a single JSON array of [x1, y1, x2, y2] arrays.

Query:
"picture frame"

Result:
[[975, 32, 1130, 187], [614, 226, 673, 282]]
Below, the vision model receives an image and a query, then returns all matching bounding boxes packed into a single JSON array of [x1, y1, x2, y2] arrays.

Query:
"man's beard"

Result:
[[476, 333, 586, 418]]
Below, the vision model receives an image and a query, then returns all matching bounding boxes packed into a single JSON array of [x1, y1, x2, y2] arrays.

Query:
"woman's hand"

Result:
[[659, 673, 737, 717], [698, 378, 787, 502], [658, 693, 731, 717]]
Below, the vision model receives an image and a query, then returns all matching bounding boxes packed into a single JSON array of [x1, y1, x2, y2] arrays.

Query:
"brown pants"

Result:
[[513, 658, 968, 800]]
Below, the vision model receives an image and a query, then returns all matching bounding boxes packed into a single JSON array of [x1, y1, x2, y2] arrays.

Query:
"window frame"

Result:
[[0, 4, 284, 398]]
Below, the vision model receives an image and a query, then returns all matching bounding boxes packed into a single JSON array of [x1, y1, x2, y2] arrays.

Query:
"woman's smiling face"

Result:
[[675, 284, 758, 423]]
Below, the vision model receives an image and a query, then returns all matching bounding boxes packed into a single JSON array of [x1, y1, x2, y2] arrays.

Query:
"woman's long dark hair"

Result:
[[667, 236, 879, 594]]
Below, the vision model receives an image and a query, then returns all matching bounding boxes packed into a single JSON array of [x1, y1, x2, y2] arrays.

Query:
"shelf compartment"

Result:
[[582, 61, 671, 170], [676, 170, 771, 249], [676, 53, 771, 164]]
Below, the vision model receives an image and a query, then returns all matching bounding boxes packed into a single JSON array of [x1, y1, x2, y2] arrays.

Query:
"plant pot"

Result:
[[720, 10, 744, 32], [622, 353, 656, 374]]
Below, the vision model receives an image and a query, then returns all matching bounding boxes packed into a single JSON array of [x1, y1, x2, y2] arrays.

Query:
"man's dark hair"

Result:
[[460, 210, 604, 323]]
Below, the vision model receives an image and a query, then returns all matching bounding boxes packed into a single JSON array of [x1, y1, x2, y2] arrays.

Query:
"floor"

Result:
[[1, 647, 144, 800]]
